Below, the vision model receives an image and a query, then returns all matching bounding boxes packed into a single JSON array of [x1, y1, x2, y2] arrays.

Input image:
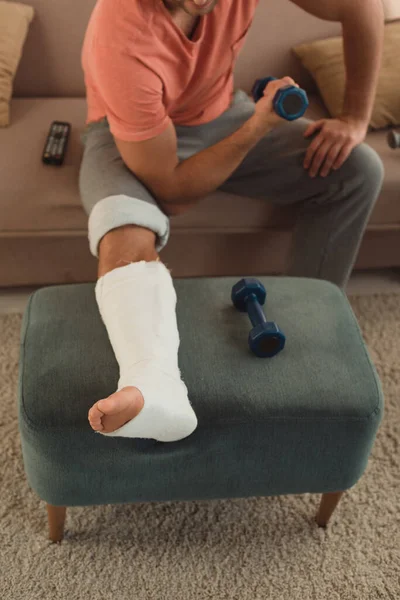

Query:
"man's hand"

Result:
[[303, 116, 368, 177]]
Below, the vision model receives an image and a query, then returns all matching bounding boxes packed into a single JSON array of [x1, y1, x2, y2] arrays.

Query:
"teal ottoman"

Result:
[[18, 277, 383, 542]]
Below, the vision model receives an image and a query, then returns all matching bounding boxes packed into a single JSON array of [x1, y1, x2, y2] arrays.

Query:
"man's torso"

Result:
[[82, 0, 259, 141]]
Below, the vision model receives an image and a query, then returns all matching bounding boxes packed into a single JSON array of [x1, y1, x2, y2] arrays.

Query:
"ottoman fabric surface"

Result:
[[18, 278, 383, 507]]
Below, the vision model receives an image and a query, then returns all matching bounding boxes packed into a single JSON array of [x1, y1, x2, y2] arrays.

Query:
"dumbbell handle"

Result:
[[245, 294, 267, 328]]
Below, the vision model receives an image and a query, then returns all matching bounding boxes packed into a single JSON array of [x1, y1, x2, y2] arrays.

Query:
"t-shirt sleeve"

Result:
[[91, 43, 172, 142]]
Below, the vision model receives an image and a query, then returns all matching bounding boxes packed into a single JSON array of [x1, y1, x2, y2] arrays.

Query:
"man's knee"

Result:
[[344, 142, 384, 197], [98, 225, 160, 277], [100, 224, 158, 253], [88, 195, 170, 259]]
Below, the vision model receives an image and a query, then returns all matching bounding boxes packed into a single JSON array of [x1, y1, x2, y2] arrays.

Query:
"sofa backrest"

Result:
[[12, 0, 341, 98]]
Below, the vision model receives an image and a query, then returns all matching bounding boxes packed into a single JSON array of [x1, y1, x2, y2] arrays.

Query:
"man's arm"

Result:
[[290, 0, 384, 177], [115, 78, 293, 215], [115, 117, 265, 216]]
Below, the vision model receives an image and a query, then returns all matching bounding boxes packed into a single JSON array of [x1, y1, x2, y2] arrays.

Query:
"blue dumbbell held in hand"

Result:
[[252, 76, 309, 121], [231, 278, 286, 358]]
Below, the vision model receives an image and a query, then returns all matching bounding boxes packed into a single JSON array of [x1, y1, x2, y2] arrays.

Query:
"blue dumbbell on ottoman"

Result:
[[231, 278, 286, 358]]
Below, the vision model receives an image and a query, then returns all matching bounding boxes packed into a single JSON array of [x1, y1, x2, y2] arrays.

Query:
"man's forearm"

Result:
[[341, 0, 384, 123], [159, 114, 267, 208]]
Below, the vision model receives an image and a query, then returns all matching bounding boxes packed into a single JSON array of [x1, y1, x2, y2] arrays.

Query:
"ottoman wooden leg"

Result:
[[46, 504, 67, 543], [316, 492, 344, 527]]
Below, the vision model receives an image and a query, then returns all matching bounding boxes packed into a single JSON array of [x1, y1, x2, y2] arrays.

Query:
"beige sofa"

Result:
[[1, 0, 399, 287]]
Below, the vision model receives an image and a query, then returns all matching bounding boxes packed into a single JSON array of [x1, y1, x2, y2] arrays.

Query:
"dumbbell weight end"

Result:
[[252, 76, 309, 121], [387, 130, 400, 149], [249, 322, 285, 359]]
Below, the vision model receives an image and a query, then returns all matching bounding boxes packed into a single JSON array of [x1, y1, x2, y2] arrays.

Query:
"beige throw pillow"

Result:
[[293, 21, 400, 130], [0, 1, 34, 127]]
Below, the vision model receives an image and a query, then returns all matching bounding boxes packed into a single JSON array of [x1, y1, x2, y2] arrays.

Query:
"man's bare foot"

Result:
[[88, 386, 144, 433]]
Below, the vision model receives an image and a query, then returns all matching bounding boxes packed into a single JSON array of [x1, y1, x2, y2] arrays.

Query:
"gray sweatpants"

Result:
[[79, 89, 384, 288]]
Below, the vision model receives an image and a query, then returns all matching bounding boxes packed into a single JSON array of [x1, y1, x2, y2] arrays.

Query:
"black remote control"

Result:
[[42, 121, 71, 166]]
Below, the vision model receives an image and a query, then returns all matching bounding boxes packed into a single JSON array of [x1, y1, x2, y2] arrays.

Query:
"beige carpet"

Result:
[[1, 295, 399, 600]]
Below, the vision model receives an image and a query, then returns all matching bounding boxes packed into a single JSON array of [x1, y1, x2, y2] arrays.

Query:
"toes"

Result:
[[97, 395, 120, 415], [90, 420, 104, 432], [88, 402, 105, 431], [89, 403, 104, 419], [89, 414, 104, 431]]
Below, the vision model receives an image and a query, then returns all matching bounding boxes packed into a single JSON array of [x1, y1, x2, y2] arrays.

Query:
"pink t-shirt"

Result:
[[81, 0, 260, 142]]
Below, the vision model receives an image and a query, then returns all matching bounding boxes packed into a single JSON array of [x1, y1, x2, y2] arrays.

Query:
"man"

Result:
[[81, 0, 384, 442]]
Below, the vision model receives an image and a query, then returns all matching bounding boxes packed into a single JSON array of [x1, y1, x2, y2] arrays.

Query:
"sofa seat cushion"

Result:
[[362, 132, 400, 224], [1, 98, 297, 234], [1, 97, 87, 231], [1, 97, 398, 240], [0, 96, 328, 236]]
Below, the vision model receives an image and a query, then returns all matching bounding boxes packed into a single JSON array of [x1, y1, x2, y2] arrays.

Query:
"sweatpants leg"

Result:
[[217, 107, 384, 288], [79, 120, 170, 258]]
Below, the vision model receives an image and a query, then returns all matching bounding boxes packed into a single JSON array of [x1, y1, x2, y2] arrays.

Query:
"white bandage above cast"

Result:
[[94, 261, 198, 442]]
